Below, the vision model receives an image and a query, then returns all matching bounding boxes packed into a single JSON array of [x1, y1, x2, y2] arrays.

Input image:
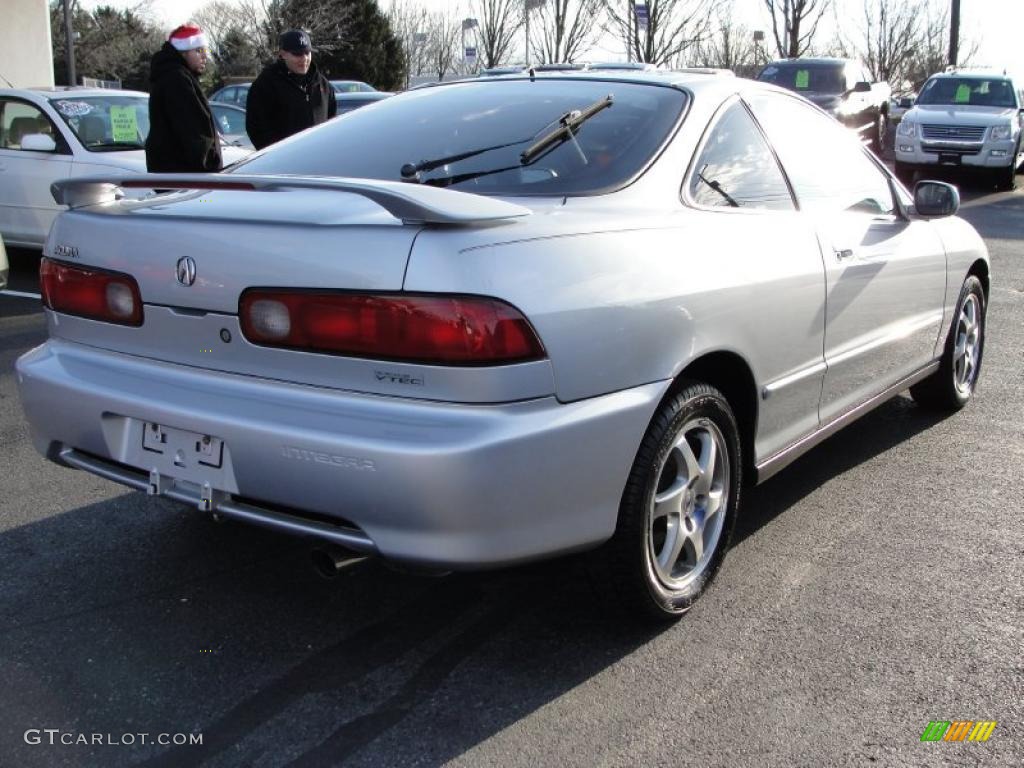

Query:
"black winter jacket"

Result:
[[145, 43, 222, 173], [245, 60, 337, 150]]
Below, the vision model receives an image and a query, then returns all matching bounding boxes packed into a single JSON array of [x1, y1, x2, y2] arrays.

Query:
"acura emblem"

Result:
[[176, 256, 197, 287]]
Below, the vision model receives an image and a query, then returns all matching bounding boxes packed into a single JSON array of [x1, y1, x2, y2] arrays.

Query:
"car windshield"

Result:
[[212, 105, 247, 135], [757, 64, 846, 94], [48, 95, 149, 151], [235, 79, 687, 195], [332, 81, 375, 93], [915, 77, 1016, 108]]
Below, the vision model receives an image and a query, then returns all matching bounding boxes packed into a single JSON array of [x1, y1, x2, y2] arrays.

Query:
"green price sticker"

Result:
[[954, 84, 971, 103], [109, 106, 138, 142], [795, 70, 810, 89]]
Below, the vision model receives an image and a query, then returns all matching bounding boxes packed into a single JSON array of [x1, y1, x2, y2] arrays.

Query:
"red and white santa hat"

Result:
[[168, 24, 208, 51]]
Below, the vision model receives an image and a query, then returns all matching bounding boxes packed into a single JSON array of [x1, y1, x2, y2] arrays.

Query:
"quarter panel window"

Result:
[[687, 101, 794, 211], [0, 100, 52, 150], [746, 92, 895, 215]]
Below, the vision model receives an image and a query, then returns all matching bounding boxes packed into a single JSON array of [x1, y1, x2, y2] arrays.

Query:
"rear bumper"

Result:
[[15, 339, 665, 567]]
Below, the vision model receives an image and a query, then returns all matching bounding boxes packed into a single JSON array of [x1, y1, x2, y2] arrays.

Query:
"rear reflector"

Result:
[[40, 258, 143, 326], [240, 291, 546, 365]]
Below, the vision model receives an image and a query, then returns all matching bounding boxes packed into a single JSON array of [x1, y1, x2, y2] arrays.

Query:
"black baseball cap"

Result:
[[279, 29, 312, 54]]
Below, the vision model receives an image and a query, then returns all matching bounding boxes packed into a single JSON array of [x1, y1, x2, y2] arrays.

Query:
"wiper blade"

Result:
[[400, 136, 532, 181], [519, 94, 613, 165], [697, 165, 739, 208]]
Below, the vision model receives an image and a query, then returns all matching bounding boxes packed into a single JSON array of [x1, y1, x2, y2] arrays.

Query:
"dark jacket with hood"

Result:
[[245, 59, 337, 150], [145, 42, 222, 173]]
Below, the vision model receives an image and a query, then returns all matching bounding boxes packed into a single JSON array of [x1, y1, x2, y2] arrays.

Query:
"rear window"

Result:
[[757, 64, 846, 94], [234, 79, 687, 196]]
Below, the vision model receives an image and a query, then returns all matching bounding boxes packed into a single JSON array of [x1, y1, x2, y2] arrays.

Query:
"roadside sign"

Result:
[[465, 46, 477, 63], [634, 2, 649, 29]]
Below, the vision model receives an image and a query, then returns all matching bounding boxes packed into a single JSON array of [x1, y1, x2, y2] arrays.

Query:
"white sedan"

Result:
[[0, 87, 250, 248]]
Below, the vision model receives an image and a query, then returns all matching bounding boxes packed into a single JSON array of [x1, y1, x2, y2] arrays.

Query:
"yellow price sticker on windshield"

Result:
[[795, 70, 810, 89], [954, 84, 971, 103], [109, 106, 138, 142]]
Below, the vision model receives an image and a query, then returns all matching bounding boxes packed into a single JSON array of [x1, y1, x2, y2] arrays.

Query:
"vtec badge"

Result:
[[53, 244, 79, 259]]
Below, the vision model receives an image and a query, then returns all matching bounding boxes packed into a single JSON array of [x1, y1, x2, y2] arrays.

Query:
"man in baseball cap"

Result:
[[245, 28, 337, 150], [145, 24, 223, 173]]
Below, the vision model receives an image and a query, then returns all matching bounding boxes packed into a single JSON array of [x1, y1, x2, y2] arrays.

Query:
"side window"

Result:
[[686, 101, 794, 211], [0, 100, 50, 150], [746, 92, 895, 216]]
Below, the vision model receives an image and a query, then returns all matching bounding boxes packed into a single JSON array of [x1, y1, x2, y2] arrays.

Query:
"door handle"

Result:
[[835, 248, 855, 260]]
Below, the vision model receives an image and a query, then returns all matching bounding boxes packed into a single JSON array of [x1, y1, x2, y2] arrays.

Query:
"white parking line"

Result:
[[0, 290, 42, 300]]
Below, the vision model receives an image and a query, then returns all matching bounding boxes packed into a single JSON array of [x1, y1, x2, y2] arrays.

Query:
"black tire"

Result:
[[589, 381, 741, 622], [910, 275, 985, 411], [894, 160, 913, 186], [994, 141, 1019, 190], [872, 110, 888, 155]]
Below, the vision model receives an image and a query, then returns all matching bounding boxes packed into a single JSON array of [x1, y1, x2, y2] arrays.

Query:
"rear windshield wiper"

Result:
[[400, 136, 534, 181], [697, 165, 739, 207], [402, 94, 615, 187], [519, 94, 614, 165]]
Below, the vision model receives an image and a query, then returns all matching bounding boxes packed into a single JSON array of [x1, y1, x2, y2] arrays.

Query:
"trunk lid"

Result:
[[43, 187, 554, 403]]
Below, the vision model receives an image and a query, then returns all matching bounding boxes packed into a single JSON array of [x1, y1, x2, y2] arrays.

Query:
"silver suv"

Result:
[[895, 69, 1024, 189]]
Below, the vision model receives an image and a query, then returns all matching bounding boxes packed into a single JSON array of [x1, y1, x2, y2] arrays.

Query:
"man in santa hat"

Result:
[[145, 24, 223, 173]]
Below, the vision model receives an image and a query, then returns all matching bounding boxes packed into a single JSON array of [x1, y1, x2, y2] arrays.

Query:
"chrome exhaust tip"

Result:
[[310, 545, 370, 579]]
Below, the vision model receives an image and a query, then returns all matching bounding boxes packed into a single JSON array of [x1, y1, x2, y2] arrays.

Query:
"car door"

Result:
[[683, 98, 826, 460], [0, 97, 74, 247], [746, 91, 947, 424]]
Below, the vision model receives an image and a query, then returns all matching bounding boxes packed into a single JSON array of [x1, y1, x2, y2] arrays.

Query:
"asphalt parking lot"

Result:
[[1, 180, 1022, 767]]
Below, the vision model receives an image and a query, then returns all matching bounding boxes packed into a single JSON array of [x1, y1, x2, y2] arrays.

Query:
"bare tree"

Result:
[[473, 0, 523, 68], [385, 0, 430, 79], [856, 0, 924, 86], [425, 7, 462, 80], [688, 2, 755, 72], [763, 0, 831, 58], [604, 0, 719, 66], [533, 0, 602, 64]]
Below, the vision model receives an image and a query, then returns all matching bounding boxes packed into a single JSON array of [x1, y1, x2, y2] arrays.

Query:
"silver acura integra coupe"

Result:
[[16, 71, 988, 620]]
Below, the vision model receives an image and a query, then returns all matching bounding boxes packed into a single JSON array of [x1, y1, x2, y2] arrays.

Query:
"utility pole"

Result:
[[63, 0, 77, 86], [948, 0, 960, 67]]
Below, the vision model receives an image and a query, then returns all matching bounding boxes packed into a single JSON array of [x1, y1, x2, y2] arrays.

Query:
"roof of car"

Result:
[[761, 57, 852, 67], [929, 69, 1012, 80], [0, 86, 148, 99], [461, 68, 751, 93]]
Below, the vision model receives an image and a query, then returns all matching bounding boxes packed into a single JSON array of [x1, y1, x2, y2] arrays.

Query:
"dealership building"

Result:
[[1, 0, 54, 88]]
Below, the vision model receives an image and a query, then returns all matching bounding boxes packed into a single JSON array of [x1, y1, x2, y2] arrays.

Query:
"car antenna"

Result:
[[529, 67, 536, 82], [0, 71, 13, 87]]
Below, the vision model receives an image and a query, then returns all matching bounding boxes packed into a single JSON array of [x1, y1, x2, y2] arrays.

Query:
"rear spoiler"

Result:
[[50, 173, 532, 226]]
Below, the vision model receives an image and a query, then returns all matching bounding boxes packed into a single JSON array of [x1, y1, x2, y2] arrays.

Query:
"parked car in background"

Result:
[[330, 80, 376, 94], [335, 91, 393, 115], [210, 83, 251, 108], [889, 92, 916, 123], [17, 71, 988, 621], [210, 102, 253, 149], [757, 58, 891, 151], [0, 233, 7, 291], [478, 65, 527, 77], [0, 87, 251, 247], [895, 69, 1024, 190]]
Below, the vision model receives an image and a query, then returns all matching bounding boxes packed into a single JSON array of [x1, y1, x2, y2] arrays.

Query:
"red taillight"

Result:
[[239, 291, 546, 365], [40, 257, 143, 326]]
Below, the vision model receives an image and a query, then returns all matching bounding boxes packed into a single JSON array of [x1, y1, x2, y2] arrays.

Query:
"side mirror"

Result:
[[20, 133, 57, 152], [853, 81, 872, 93], [914, 181, 960, 217]]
